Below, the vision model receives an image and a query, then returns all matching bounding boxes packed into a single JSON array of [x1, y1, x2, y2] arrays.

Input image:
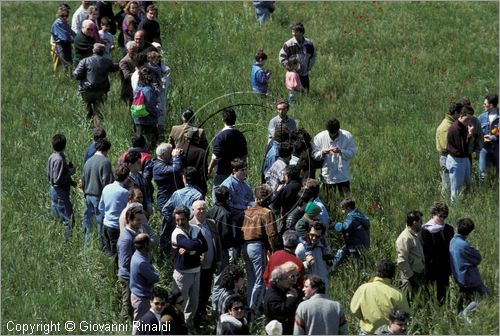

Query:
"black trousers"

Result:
[[299, 74, 310, 91]]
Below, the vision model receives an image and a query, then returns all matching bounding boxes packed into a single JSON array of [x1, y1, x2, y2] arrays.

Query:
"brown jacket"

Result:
[[242, 205, 278, 252], [168, 123, 208, 150]]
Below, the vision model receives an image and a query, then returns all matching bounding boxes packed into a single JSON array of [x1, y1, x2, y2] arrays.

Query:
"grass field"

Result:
[[1, 1, 499, 334]]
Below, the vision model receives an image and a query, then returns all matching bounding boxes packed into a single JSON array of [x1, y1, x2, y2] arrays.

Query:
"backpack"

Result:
[[130, 90, 149, 118]]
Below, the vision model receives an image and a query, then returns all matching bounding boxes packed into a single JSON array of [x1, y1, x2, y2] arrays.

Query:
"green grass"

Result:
[[1, 1, 498, 334]]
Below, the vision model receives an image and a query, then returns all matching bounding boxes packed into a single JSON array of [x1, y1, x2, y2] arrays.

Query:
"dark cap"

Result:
[[181, 108, 195, 123]]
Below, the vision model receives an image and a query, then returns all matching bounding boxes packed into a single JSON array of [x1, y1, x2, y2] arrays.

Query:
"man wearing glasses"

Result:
[[134, 287, 168, 335], [295, 222, 331, 292]]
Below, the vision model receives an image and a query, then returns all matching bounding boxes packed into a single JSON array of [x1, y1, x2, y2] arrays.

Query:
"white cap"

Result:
[[265, 320, 283, 335]]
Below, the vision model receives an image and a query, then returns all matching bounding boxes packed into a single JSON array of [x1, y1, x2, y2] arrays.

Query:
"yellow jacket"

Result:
[[436, 114, 455, 153], [350, 277, 410, 334]]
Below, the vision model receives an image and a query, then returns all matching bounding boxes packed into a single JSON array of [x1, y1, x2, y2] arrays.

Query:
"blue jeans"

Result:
[[479, 146, 499, 183], [211, 249, 230, 311], [50, 186, 73, 241], [446, 155, 471, 203], [254, 5, 271, 25], [288, 90, 297, 104], [440, 155, 450, 193], [332, 245, 361, 271], [242, 241, 266, 314], [82, 195, 103, 246]]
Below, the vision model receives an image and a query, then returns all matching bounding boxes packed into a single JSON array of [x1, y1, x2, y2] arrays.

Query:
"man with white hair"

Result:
[[73, 19, 96, 65], [264, 262, 301, 335], [119, 41, 138, 104], [190, 200, 222, 326], [149, 143, 183, 213], [73, 42, 119, 127]]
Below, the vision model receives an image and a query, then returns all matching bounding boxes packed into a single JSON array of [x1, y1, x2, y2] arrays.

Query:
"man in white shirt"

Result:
[[312, 118, 356, 196], [71, 0, 91, 34]]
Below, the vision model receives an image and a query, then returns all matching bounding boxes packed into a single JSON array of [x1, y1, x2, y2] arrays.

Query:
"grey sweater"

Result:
[[82, 153, 113, 197], [293, 293, 347, 335]]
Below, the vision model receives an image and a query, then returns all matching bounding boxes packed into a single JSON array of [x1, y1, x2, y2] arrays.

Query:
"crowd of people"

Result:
[[436, 94, 499, 203], [47, 1, 496, 335]]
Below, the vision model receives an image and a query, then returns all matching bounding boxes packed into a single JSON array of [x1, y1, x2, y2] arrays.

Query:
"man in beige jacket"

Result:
[[396, 210, 425, 299]]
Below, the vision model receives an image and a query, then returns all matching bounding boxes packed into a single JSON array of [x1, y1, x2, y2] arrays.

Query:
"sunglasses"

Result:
[[60, 15, 68, 18], [231, 306, 244, 311]]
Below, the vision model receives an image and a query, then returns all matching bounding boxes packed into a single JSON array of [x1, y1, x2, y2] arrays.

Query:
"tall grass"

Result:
[[1, 1, 498, 334]]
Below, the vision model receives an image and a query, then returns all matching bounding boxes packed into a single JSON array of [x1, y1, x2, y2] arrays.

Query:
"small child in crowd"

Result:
[[251, 49, 271, 95], [285, 56, 304, 104], [99, 17, 115, 58]]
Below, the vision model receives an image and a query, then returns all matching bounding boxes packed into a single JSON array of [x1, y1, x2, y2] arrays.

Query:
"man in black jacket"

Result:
[[272, 164, 303, 235], [73, 42, 119, 127], [263, 262, 301, 332], [135, 287, 168, 335]]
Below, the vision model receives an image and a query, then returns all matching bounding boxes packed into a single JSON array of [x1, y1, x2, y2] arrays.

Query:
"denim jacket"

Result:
[[251, 63, 270, 94], [478, 108, 499, 137]]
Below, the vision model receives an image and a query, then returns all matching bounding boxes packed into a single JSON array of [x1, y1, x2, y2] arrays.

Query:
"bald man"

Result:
[[134, 29, 157, 55]]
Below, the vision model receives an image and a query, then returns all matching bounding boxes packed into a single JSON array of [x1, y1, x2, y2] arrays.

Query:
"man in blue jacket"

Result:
[[117, 207, 145, 321], [450, 218, 489, 318], [130, 233, 159, 322]]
